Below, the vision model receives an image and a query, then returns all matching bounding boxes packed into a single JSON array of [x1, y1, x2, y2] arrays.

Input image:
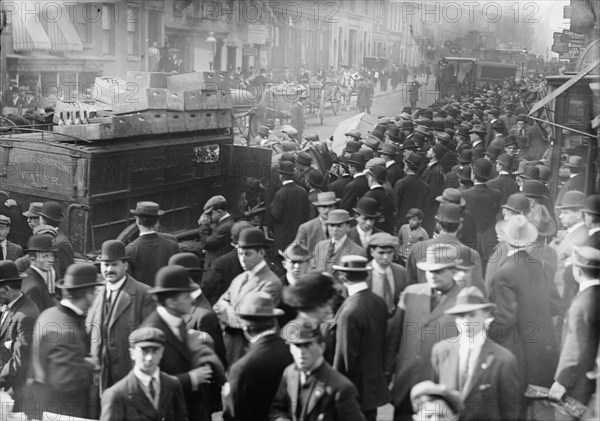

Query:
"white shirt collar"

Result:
[[282, 180, 294, 185], [333, 235, 347, 248], [219, 212, 231, 223], [157, 305, 183, 327], [370, 183, 383, 189], [191, 287, 203, 300], [567, 221, 586, 235], [139, 231, 156, 236], [589, 227, 600, 236], [0, 239, 6, 247], [247, 328, 277, 343], [499, 171, 510, 175], [459, 330, 487, 349], [474, 181, 486, 185], [106, 276, 127, 294], [570, 173, 578, 178], [579, 279, 600, 292], [353, 171, 365, 179], [507, 247, 528, 257], [472, 140, 482, 147], [60, 299, 85, 316], [385, 160, 394, 168], [346, 281, 369, 296], [30, 265, 51, 278], [134, 366, 160, 386]]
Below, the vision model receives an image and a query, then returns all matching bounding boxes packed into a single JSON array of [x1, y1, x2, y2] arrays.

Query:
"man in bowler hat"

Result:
[[223, 292, 292, 421], [27, 263, 102, 419], [21, 234, 58, 312], [35, 201, 73, 277], [100, 327, 189, 421]]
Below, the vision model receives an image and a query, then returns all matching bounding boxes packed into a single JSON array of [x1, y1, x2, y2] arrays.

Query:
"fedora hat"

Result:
[[332, 255, 369, 272], [379, 143, 399, 156], [366, 165, 386, 183], [556, 190, 586, 209], [344, 140, 362, 153], [282, 317, 323, 344], [434, 132, 452, 145], [496, 153, 513, 169], [570, 246, 600, 269], [416, 243, 464, 272], [57, 263, 102, 290], [411, 381, 463, 416], [503, 135, 518, 147], [148, 265, 197, 293], [324, 209, 352, 225], [168, 252, 203, 272], [279, 242, 312, 262], [38, 201, 65, 222], [344, 129, 362, 140], [280, 152, 296, 164], [368, 232, 399, 249], [203, 195, 227, 214], [237, 227, 272, 248], [100, 240, 129, 262], [236, 291, 284, 318], [361, 134, 382, 151], [0, 261, 26, 283], [502, 193, 530, 215], [403, 151, 422, 171], [387, 127, 403, 143], [400, 139, 419, 151], [435, 203, 463, 224], [0, 215, 10, 227], [445, 286, 496, 315], [583, 194, 600, 215], [347, 153, 366, 168], [277, 161, 296, 175], [129, 326, 166, 348], [283, 271, 336, 309], [130, 201, 165, 217], [353, 197, 381, 218], [296, 152, 313, 167], [436, 188, 466, 207], [23, 202, 43, 218], [471, 158, 494, 180], [484, 146, 503, 160], [25, 234, 56, 253], [312, 191, 340, 207], [522, 180, 549, 200], [468, 125, 487, 136], [371, 129, 384, 141], [495, 214, 538, 247], [565, 155, 584, 168]]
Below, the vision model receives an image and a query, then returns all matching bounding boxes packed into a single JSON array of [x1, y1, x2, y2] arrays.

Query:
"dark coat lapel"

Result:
[[286, 367, 300, 417], [427, 284, 461, 324], [157, 373, 175, 416], [125, 371, 158, 418], [108, 277, 136, 328], [305, 381, 326, 416], [155, 313, 190, 362], [461, 342, 496, 400]]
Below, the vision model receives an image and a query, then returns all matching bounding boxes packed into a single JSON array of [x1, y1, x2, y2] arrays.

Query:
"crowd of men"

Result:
[[0, 79, 599, 421]]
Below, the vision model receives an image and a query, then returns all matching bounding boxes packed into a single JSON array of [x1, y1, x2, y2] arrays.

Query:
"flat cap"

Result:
[[129, 327, 166, 348], [203, 195, 227, 214]]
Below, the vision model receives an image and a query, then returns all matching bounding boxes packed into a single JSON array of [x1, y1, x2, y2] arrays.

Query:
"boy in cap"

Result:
[[198, 195, 235, 271], [100, 327, 189, 421], [410, 381, 462, 421], [397, 208, 428, 264], [271, 317, 366, 421], [0, 215, 23, 261], [431, 286, 521, 421]]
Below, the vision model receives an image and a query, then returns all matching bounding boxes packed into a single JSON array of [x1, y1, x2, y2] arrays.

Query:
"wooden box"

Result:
[[166, 72, 205, 91], [216, 90, 233, 109], [112, 88, 167, 115], [93, 76, 128, 105], [216, 109, 233, 128], [127, 71, 169, 89], [184, 110, 217, 131], [166, 90, 185, 111], [52, 122, 114, 141], [130, 111, 168, 135], [183, 90, 202, 111], [113, 115, 136, 138], [201, 90, 218, 110], [203, 71, 231, 91], [167, 111, 186, 133]]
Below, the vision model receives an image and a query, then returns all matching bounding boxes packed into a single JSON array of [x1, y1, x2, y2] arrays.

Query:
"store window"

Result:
[[102, 4, 115, 55], [127, 5, 140, 56]]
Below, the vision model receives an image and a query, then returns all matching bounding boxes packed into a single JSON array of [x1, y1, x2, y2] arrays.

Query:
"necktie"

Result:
[[0, 245, 4, 260], [104, 290, 113, 319], [459, 347, 472, 390], [149, 377, 156, 400], [322, 224, 329, 239], [178, 322, 187, 342], [47, 270, 55, 295], [327, 241, 336, 259], [431, 290, 443, 311], [381, 271, 395, 316]]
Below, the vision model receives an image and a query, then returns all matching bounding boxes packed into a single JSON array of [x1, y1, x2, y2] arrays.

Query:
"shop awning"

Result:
[[46, 2, 83, 52], [11, 8, 52, 52], [528, 58, 600, 115]]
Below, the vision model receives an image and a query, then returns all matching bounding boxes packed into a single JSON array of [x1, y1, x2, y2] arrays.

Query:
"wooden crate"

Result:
[[216, 109, 233, 128], [201, 90, 218, 110], [166, 90, 185, 111], [112, 88, 167, 115], [183, 90, 202, 111], [127, 71, 169, 89], [131, 111, 168, 135], [167, 111, 186, 133], [113, 115, 136, 138], [52, 122, 114, 141], [184, 110, 217, 131], [166, 72, 204, 91], [216, 90, 233, 109]]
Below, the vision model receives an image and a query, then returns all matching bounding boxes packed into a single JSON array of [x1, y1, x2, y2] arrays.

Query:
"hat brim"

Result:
[[22, 211, 39, 217], [494, 220, 538, 246], [555, 204, 584, 210], [472, 167, 493, 180], [25, 247, 57, 254], [277, 169, 296, 175], [37, 212, 65, 222], [238, 239, 273, 248], [435, 195, 466, 207], [445, 302, 496, 315], [332, 265, 369, 272], [352, 208, 381, 218], [133, 340, 165, 348], [0, 274, 27, 283], [237, 309, 285, 318], [468, 130, 487, 135], [278, 249, 312, 261], [130, 210, 165, 216], [325, 217, 353, 225], [148, 285, 197, 293], [583, 207, 600, 215], [312, 198, 340, 206], [416, 260, 463, 271], [57, 280, 103, 290]]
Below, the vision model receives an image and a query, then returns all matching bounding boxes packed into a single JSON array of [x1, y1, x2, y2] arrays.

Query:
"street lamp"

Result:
[[206, 31, 217, 71]]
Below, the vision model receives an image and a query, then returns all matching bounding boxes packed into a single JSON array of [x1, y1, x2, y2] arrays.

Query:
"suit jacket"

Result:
[[199, 215, 235, 270], [554, 285, 600, 404], [4, 240, 23, 261], [471, 141, 486, 160], [346, 226, 382, 249], [462, 184, 502, 263], [406, 234, 485, 293], [333, 288, 390, 411], [270, 182, 310, 251], [487, 173, 519, 207], [551, 224, 589, 309], [394, 174, 431, 229], [126, 233, 181, 286], [100, 370, 189, 421], [184, 292, 226, 367], [28, 304, 94, 418], [224, 334, 292, 421], [0, 294, 39, 409], [390, 282, 462, 406], [556, 174, 585, 207], [431, 339, 521, 421], [328, 175, 353, 200], [271, 361, 367, 421], [311, 237, 366, 273], [386, 162, 404, 188], [87, 275, 155, 393], [487, 250, 558, 388], [295, 217, 328, 253], [201, 249, 244, 305], [54, 231, 74, 278], [457, 209, 479, 250], [140, 310, 207, 420], [587, 229, 600, 249], [363, 186, 395, 233], [340, 175, 369, 213], [21, 266, 56, 312]]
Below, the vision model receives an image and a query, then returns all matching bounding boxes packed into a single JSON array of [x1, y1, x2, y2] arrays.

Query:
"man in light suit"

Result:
[[271, 317, 366, 421], [87, 240, 155, 405], [214, 228, 283, 364], [549, 246, 600, 405], [100, 327, 189, 421], [0, 215, 23, 261], [332, 256, 390, 421], [311, 210, 366, 272], [294, 192, 339, 253], [390, 244, 463, 421], [347, 197, 382, 249], [431, 286, 521, 421]]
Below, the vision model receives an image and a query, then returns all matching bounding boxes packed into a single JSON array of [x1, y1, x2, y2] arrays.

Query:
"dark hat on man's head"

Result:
[[406, 208, 425, 219], [296, 152, 313, 167], [347, 153, 366, 168], [258, 125, 271, 136], [583, 194, 600, 215], [522, 180, 549, 200], [403, 151, 422, 171], [517, 165, 540, 181], [434, 132, 452, 146], [503, 135, 518, 147], [353, 197, 381, 218], [304, 133, 320, 143], [484, 146, 503, 160], [435, 203, 463, 224], [344, 129, 362, 140], [38, 201, 65, 222], [148, 265, 197, 294], [169, 252, 203, 272], [203, 195, 227, 214], [57, 263, 102, 290], [366, 165, 387, 183], [556, 191, 586, 209], [23, 202, 43, 218], [100, 240, 129, 262], [278, 161, 296, 175], [458, 149, 472, 164], [502, 193, 531, 215], [387, 126, 403, 143], [380, 143, 399, 156], [362, 134, 382, 151], [436, 188, 466, 207], [281, 316, 323, 344], [471, 158, 494, 180], [468, 125, 487, 136], [516, 114, 528, 122], [280, 152, 296, 164], [231, 221, 254, 244], [306, 169, 325, 188], [283, 271, 336, 309], [0, 261, 26, 283], [488, 108, 500, 117], [129, 327, 166, 348], [344, 140, 362, 153], [130, 201, 165, 217], [496, 154, 513, 169], [237, 291, 284, 318], [25, 234, 56, 254], [400, 139, 419, 151], [237, 227, 272, 248]]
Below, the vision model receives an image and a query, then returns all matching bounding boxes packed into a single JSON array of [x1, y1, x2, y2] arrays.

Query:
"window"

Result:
[[127, 5, 140, 56], [72, 5, 91, 46], [102, 4, 115, 55]]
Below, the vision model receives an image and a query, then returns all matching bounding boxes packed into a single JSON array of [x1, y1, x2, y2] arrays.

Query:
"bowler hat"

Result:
[[25, 234, 56, 253], [406, 208, 425, 219], [277, 161, 296, 175], [380, 143, 399, 156], [536, 165, 551, 182], [282, 317, 323, 344], [468, 125, 487, 136], [488, 108, 500, 117], [296, 152, 313, 166], [495, 214, 538, 246], [456, 127, 470, 138], [324, 209, 352, 225], [169, 252, 203, 272], [368, 233, 399, 249], [0, 215, 10, 226], [366, 165, 386, 183], [387, 127, 403, 143], [400, 120, 414, 130], [332, 255, 369, 272], [0, 260, 26, 283], [503, 135, 517, 147], [522, 180, 549, 200], [353, 197, 381, 218], [312, 192, 339, 207], [237, 291, 284, 318], [583, 194, 600, 215], [130, 201, 165, 217], [23, 202, 43, 218], [57, 263, 102, 290], [445, 286, 496, 315], [129, 327, 166, 348], [502, 193, 531, 215], [471, 158, 494, 180], [370, 129, 384, 141], [436, 188, 466, 207], [435, 203, 463, 224], [344, 129, 362, 140], [417, 243, 465, 271], [203, 195, 227, 214], [565, 155, 584, 168], [344, 140, 362, 153], [517, 165, 539, 180], [279, 242, 312, 262], [148, 265, 197, 293], [403, 151, 422, 171], [496, 154, 513, 169], [411, 381, 463, 416], [458, 149, 472, 164], [280, 152, 296, 164], [306, 169, 325, 188], [347, 153, 366, 168], [400, 140, 419, 151], [283, 271, 336, 309], [570, 246, 600, 269], [485, 146, 503, 160], [557, 190, 586, 209], [100, 240, 129, 262], [237, 228, 272, 248], [258, 125, 271, 136], [38, 201, 65, 222]]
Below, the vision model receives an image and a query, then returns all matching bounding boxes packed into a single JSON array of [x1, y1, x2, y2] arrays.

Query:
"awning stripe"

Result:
[[47, 3, 84, 52], [11, 9, 52, 52]]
